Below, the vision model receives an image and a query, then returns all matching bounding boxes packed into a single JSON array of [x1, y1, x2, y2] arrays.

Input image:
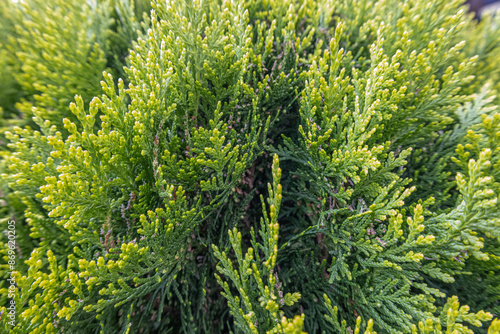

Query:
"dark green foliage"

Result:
[[0, 0, 499, 333]]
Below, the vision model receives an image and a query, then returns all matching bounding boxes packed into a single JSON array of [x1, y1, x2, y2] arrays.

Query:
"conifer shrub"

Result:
[[0, 0, 499, 333]]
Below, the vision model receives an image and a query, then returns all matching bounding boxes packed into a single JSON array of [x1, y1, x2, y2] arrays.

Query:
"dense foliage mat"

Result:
[[0, 0, 499, 333]]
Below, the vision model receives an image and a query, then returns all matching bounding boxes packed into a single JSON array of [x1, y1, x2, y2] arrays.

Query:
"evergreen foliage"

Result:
[[0, 0, 499, 333]]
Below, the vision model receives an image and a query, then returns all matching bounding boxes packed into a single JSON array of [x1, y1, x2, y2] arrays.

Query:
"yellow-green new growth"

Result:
[[214, 155, 303, 334]]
